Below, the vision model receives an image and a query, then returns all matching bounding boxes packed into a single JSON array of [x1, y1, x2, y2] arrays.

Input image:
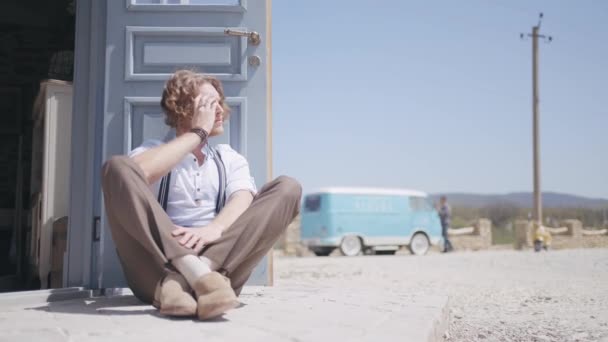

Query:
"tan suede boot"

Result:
[[192, 272, 238, 320], [152, 271, 197, 317]]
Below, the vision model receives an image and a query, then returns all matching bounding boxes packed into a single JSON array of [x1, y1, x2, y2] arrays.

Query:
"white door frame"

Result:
[[65, 0, 106, 288]]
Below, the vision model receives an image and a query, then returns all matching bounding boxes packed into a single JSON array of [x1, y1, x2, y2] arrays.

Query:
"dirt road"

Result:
[[275, 248, 608, 341]]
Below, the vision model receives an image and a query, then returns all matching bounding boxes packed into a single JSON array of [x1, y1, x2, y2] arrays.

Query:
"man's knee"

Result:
[[101, 156, 132, 186], [274, 176, 302, 203]]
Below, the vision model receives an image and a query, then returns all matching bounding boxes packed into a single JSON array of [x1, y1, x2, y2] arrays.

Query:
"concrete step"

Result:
[[0, 286, 449, 341]]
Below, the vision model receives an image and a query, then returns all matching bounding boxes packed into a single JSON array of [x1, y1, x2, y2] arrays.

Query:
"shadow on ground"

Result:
[[26, 294, 244, 322]]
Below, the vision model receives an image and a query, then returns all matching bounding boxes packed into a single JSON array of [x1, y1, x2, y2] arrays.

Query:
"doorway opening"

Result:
[[0, 0, 75, 292]]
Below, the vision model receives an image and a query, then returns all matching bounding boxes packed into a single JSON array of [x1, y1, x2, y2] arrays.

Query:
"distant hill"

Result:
[[430, 192, 608, 209]]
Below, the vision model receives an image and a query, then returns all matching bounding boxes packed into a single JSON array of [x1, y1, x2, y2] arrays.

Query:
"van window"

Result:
[[409, 196, 432, 211], [304, 195, 322, 212]]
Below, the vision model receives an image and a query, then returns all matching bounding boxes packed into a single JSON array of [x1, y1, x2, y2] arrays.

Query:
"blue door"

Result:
[[96, 0, 271, 289]]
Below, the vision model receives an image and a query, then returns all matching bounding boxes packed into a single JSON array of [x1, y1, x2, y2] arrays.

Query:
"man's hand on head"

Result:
[[192, 94, 219, 134]]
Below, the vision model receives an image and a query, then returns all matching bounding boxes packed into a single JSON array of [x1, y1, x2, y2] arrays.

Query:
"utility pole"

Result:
[[521, 13, 552, 228]]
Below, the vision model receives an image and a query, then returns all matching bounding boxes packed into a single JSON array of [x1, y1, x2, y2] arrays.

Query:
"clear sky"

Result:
[[271, 0, 608, 199]]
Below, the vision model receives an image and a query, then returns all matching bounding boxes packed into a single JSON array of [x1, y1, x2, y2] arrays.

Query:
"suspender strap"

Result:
[[158, 171, 171, 211], [212, 147, 227, 214], [151, 171, 170, 254]]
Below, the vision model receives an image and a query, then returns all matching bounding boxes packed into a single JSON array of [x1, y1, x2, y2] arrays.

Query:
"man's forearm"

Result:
[[210, 190, 253, 232], [131, 132, 201, 184]]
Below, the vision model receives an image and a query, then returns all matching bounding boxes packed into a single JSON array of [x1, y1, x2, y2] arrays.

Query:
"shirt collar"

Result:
[[201, 143, 214, 158], [166, 129, 214, 165]]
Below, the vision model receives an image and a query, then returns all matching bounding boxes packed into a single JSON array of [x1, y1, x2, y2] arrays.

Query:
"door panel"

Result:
[[128, 0, 245, 12], [123, 97, 246, 153], [126, 26, 248, 81], [99, 0, 268, 288]]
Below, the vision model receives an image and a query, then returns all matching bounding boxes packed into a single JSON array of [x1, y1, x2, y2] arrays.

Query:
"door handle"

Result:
[[224, 29, 261, 46]]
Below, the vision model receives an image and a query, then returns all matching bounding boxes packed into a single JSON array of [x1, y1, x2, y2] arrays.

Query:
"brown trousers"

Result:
[[101, 156, 301, 303]]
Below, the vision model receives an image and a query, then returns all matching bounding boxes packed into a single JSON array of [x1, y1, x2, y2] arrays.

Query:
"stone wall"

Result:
[[514, 219, 608, 250], [514, 220, 532, 250], [448, 219, 492, 251], [276, 215, 313, 257], [280, 215, 301, 255]]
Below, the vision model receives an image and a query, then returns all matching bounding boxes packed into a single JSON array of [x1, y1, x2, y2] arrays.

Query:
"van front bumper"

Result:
[[301, 237, 340, 248], [303, 235, 443, 248]]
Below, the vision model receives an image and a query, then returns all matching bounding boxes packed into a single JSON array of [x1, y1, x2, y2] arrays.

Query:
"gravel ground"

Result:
[[274, 248, 608, 342]]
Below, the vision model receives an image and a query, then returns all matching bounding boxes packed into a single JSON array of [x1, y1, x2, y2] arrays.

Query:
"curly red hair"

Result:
[[160, 70, 230, 129]]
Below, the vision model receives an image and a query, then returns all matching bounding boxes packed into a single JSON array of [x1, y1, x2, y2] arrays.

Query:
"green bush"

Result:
[[492, 226, 515, 245]]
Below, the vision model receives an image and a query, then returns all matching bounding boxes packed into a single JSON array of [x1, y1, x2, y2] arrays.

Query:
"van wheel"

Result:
[[409, 233, 430, 256], [340, 235, 363, 256]]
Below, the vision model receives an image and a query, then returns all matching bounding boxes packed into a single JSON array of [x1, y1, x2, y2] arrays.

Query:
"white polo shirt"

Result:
[[129, 140, 257, 228]]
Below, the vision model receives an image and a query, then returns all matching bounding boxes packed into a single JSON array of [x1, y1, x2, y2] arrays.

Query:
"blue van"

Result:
[[300, 187, 443, 256]]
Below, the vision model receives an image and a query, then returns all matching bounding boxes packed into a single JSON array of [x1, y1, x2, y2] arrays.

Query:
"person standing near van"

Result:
[[101, 70, 301, 320], [438, 196, 453, 253]]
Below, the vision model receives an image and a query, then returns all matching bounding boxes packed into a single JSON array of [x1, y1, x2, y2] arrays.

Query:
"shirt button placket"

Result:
[[192, 159, 199, 201], [194, 167, 199, 200], [197, 171, 200, 200]]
